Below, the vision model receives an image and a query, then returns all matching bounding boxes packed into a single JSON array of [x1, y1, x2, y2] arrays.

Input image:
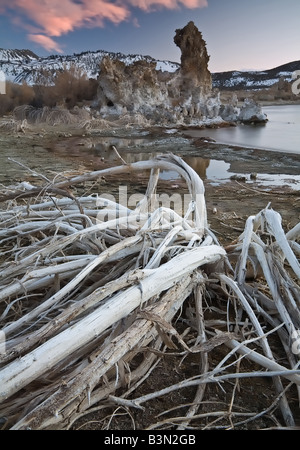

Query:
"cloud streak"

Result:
[[0, 0, 208, 52], [28, 34, 64, 54]]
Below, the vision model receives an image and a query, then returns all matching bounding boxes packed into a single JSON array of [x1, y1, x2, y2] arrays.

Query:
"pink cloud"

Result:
[[28, 34, 64, 53], [0, 0, 208, 52], [126, 0, 208, 11]]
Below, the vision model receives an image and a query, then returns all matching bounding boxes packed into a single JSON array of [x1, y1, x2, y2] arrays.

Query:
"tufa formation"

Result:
[[174, 21, 212, 90], [96, 21, 220, 125], [95, 21, 267, 126]]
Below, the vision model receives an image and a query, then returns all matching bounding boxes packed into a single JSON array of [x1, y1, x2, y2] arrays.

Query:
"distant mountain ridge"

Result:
[[0, 48, 179, 85], [212, 60, 300, 90], [0, 48, 39, 62], [0, 47, 299, 91]]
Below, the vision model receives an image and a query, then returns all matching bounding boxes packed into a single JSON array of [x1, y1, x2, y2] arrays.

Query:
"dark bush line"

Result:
[[0, 65, 98, 117]]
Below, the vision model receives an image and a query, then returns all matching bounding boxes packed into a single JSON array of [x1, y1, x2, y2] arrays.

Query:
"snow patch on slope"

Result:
[[0, 48, 180, 85]]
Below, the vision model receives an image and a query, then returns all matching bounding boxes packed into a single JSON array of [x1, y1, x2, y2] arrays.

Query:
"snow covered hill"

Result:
[[212, 60, 300, 90], [0, 48, 179, 85], [0, 47, 298, 91]]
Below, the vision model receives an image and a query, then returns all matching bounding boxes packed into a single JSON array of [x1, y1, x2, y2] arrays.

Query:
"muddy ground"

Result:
[[1, 127, 299, 241], [0, 125, 299, 430]]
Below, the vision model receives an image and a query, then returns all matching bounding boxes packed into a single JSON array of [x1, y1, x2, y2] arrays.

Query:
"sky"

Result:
[[0, 0, 299, 72]]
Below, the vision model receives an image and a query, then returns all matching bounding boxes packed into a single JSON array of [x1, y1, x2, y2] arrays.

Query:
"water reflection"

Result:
[[90, 139, 215, 181], [1, 130, 299, 190], [184, 157, 210, 180], [186, 105, 300, 154], [51, 135, 300, 189]]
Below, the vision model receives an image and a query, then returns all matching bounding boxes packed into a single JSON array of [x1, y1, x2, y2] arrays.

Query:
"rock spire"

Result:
[[174, 21, 212, 90], [96, 21, 218, 125]]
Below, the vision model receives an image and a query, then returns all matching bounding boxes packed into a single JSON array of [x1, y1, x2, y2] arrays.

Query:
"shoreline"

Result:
[[0, 124, 299, 247], [0, 119, 299, 186], [259, 99, 300, 107], [183, 129, 300, 157]]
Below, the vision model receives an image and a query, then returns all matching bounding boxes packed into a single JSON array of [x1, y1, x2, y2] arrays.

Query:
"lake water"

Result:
[[187, 105, 300, 155], [1, 105, 299, 190], [81, 105, 300, 189]]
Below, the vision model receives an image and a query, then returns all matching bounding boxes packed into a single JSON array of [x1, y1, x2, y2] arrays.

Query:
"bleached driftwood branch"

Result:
[[0, 153, 299, 430]]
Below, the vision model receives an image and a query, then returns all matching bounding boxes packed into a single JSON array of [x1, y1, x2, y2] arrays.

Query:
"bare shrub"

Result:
[[13, 105, 35, 121], [1, 65, 98, 117], [0, 82, 35, 116], [13, 104, 91, 126], [46, 64, 97, 108], [0, 93, 13, 116]]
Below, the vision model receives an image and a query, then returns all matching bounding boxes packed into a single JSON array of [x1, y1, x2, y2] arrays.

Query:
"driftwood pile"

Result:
[[0, 153, 299, 430]]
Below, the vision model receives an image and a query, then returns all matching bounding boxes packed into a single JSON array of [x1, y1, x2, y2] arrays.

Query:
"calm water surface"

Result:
[[1, 105, 299, 190], [188, 105, 300, 154]]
